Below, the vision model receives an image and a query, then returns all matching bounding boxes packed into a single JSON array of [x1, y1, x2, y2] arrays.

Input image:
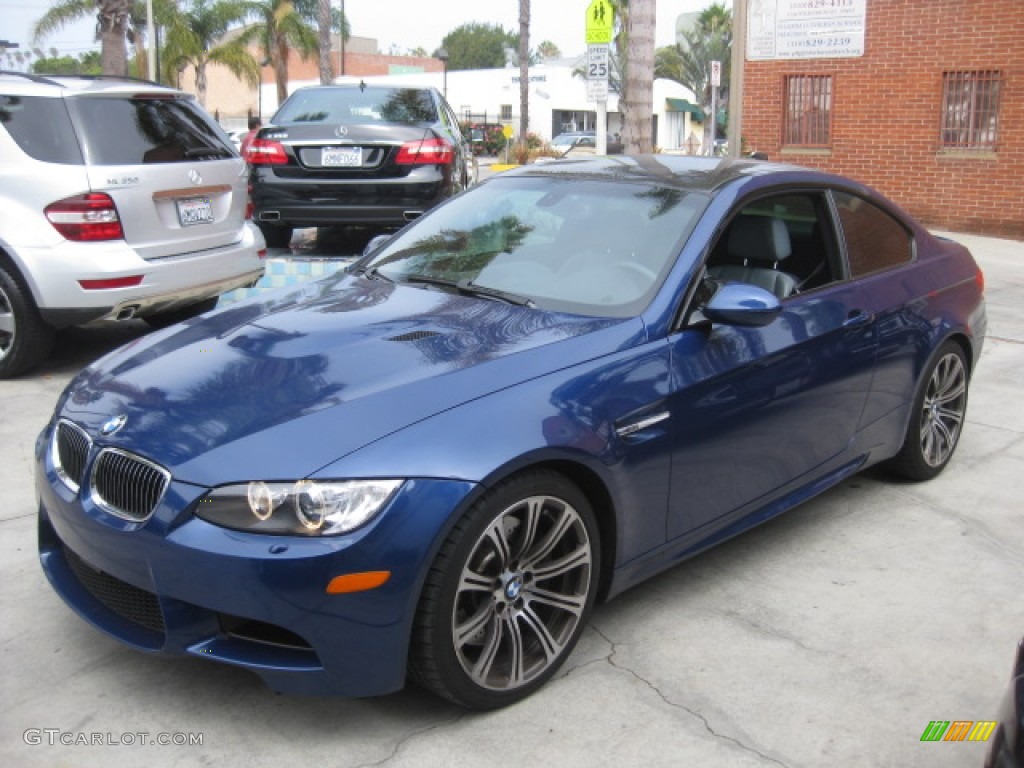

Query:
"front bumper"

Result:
[[35, 422, 474, 697]]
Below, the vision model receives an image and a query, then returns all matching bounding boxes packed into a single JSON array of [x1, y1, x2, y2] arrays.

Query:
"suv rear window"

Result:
[[0, 95, 84, 164], [67, 95, 233, 165], [273, 87, 437, 126]]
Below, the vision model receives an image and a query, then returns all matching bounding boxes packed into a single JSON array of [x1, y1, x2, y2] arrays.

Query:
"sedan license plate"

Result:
[[322, 146, 362, 167], [176, 197, 214, 227]]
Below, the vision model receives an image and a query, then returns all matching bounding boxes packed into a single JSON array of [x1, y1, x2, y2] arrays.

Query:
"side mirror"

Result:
[[703, 283, 782, 327]]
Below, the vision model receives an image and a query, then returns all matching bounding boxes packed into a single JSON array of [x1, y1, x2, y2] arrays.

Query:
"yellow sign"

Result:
[[586, 0, 614, 44], [502, 124, 514, 139]]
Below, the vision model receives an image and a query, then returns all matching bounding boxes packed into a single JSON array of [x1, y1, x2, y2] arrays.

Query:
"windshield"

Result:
[[361, 176, 708, 318], [273, 87, 437, 125]]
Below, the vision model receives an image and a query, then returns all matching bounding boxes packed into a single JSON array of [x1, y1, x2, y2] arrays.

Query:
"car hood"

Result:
[[59, 272, 639, 486]]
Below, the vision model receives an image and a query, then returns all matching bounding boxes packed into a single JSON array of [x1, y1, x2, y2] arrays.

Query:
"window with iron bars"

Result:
[[783, 75, 832, 147], [500, 104, 513, 120], [940, 70, 1001, 150]]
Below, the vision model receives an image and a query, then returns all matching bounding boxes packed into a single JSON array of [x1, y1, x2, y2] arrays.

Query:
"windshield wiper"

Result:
[[357, 265, 396, 284], [399, 274, 535, 308]]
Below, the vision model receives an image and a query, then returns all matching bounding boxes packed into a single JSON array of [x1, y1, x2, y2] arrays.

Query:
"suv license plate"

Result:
[[322, 146, 362, 167], [177, 197, 214, 227]]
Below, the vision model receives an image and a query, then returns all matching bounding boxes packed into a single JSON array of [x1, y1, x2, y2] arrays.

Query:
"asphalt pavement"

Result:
[[1, 230, 1021, 768]]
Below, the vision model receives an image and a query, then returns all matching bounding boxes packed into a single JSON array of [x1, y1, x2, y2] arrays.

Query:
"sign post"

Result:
[[709, 60, 721, 154], [585, 0, 614, 155]]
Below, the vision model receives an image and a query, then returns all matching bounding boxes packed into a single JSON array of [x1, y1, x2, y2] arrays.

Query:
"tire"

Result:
[[0, 263, 56, 378], [410, 470, 600, 710], [142, 297, 219, 329], [885, 341, 970, 481], [259, 223, 293, 249]]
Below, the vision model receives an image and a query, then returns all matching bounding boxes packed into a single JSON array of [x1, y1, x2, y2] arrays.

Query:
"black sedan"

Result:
[[246, 83, 475, 247], [987, 639, 1024, 767]]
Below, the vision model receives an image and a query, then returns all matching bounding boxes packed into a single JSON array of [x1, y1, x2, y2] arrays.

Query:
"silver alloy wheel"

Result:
[[452, 494, 592, 691], [920, 351, 967, 467], [0, 282, 14, 362]]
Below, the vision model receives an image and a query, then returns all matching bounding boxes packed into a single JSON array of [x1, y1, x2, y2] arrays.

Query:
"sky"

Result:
[[2, 0, 724, 62]]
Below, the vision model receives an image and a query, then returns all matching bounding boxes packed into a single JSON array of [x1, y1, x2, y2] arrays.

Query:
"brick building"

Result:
[[741, 0, 1023, 238]]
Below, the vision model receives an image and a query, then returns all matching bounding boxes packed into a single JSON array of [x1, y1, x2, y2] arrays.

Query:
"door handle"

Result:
[[843, 310, 873, 328]]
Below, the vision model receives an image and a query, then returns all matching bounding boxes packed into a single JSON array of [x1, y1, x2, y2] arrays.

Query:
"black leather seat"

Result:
[[707, 216, 799, 299]]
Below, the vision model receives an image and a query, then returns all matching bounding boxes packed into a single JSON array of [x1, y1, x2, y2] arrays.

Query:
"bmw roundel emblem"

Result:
[[100, 414, 128, 436]]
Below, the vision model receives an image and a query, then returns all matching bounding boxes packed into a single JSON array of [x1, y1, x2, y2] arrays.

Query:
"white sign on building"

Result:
[[747, 0, 867, 60]]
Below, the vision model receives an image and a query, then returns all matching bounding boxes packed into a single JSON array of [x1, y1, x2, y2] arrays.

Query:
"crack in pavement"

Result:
[[711, 608, 839, 659], [589, 624, 795, 768], [351, 712, 466, 768]]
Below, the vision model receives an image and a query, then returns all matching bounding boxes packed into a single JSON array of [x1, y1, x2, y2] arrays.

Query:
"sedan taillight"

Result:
[[45, 193, 124, 241], [245, 138, 289, 165], [396, 137, 454, 165]]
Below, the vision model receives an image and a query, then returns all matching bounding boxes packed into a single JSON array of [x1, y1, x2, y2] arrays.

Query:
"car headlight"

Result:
[[195, 479, 404, 536]]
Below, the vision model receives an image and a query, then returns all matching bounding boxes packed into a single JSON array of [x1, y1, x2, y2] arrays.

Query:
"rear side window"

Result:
[[0, 95, 83, 164], [833, 191, 913, 277], [273, 87, 437, 125], [68, 95, 232, 165]]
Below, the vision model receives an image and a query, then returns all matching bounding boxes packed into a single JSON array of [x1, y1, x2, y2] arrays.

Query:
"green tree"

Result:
[[536, 40, 560, 60], [33, 0, 132, 75], [237, 0, 318, 106], [31, 51, 103, 75], [161, 0, 258, 107], [655, 3, 731, 151], [437, 23, 515, 71]]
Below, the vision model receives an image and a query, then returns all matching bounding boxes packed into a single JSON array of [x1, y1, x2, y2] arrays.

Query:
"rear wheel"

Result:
[[410, 470, 599, 710], [142, 297, 219, 329], [259, 223, 293, 249], [885, 341, 969, 481], [0, 263, 55, 378]]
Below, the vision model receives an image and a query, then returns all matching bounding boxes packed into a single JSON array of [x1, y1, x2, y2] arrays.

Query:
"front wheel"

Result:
[[885, 341, 970, 481], [410, 470, 600, 710]]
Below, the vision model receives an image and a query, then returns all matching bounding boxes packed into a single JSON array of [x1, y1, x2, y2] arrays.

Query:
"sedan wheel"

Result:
[[0, 264, 55, 378], [887, 341, 969, 480], [411, 471, 599, 709]]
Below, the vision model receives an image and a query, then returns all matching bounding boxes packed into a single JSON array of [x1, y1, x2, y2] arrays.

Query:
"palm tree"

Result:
[[655, 3, 731, 152], [237, 0, 318, 106], [621, 0, 655, 154], [161, 0, 259, 106], [518, 0, 529, 149], [33, 0, 132, 75]]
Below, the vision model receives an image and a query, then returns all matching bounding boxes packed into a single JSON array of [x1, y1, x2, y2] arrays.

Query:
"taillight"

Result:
[[975, 265, 985, 294], [396, 137, 453, 165], [245, 138, 288, 165], [45, 193, 124, 241]]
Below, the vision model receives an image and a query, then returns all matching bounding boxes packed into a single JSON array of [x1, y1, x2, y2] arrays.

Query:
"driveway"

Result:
[[1, 231, 1021, 768]]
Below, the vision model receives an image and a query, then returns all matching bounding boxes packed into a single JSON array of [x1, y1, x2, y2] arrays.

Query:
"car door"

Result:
[[665, 190, 878, 541]]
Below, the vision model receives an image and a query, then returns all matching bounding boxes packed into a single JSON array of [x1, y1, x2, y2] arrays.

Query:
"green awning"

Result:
[[665, 98, 705, 121]]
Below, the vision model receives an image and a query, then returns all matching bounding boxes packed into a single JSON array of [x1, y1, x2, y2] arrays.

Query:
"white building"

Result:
[[259, 60, 705, 152]]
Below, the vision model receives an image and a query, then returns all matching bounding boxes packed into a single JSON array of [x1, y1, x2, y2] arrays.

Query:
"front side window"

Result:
[[833, 191, 913, 277], [940, 70, 1001, 150], [783, 75, 832, 148], [362, 176, 708, 318]]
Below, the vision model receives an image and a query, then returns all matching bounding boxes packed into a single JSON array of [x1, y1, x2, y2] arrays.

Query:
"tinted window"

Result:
[[274, 87, 437, 125], [833, 191, 913, 276], [68, 95, 232, 165], [0, 95, 83, 164]]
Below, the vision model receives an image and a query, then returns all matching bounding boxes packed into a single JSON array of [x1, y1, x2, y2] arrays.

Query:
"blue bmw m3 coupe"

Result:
[[36, 156, 986, 709]]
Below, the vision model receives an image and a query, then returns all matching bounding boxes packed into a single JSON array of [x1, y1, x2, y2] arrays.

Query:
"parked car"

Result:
[[246, 83, 475, 247], [986, 638, 1024, 767], [0, 71, 265, 378], [551, 130, 623, 156], [36, 156, 985, 710]]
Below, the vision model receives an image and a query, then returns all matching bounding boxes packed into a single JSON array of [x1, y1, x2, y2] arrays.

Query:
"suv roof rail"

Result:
[[0, 70, 163, 87]]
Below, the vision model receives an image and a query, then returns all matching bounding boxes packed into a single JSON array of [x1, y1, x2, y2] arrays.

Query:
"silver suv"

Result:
[[0, 72, 265, 378]]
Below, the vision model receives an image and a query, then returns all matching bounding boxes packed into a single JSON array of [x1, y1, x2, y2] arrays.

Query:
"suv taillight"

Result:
[[396, 137, 453, 165], [245, 138, 289, 165], [44, 193, 124, 241]]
